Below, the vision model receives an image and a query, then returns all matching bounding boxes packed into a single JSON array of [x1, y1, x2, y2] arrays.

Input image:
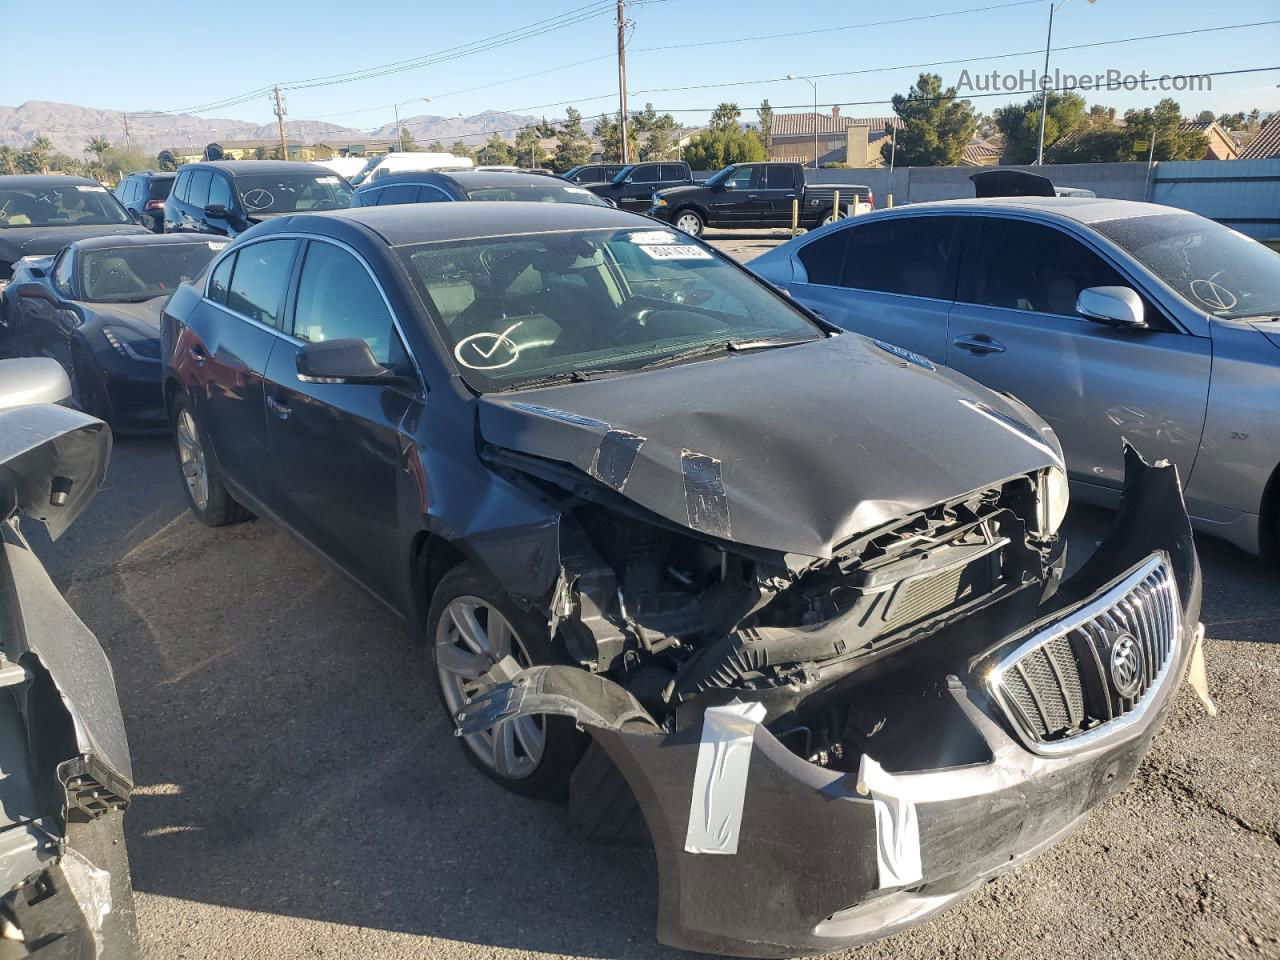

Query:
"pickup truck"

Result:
[[584, 160, 694, 213], [648, 162, 871, 237]]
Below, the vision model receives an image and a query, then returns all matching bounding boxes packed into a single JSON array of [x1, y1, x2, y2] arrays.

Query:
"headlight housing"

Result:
[[102, 325, 161, 362], [1035, 466, 1070, 536], [653, 194, 668, 207]]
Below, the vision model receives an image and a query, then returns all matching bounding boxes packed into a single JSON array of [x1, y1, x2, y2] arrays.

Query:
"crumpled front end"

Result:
[[458, 447, 1203, 958]]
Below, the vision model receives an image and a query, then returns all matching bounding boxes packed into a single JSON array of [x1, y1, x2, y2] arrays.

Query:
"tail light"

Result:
[[144, 200, 165, 211], [867, 191, 875, 209]]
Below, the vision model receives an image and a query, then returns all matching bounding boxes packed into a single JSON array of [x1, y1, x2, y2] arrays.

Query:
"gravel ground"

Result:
[[14, 228, 1280, 959]]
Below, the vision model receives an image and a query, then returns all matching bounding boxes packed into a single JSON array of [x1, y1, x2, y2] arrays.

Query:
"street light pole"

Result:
[[1035, 0, 1093, 165], [787, 75, 819, 168]]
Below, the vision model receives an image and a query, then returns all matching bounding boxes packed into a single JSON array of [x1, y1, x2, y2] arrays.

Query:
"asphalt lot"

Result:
[[13, 230, 1280, 960]]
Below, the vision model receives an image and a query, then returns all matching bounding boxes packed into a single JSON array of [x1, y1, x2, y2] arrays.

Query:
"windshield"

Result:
[[464, 185, 607, 206], [397, 227, 821, 391], [80, 241, 222, 302], [0, 183, 131, 229], [235, 174, 352, 214], [1094, 214, 1280, 320]]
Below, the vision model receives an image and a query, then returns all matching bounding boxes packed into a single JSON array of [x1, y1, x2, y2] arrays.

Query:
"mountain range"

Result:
[[0, 101, 544, 157]]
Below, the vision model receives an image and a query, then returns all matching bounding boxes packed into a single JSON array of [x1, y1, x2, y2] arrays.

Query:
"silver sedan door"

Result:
[[945, 215, 1210, 493]]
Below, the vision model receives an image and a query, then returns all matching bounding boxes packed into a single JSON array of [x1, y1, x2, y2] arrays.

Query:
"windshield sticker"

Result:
[[563, 186, 592, 195], [315, 176, 340, 184], [1189, 278, 1237, 312], [454, 322, 523, 371], [242, 189, 274, 211], [207, 241, 228, 251], [628, 230, 680, 245], [639, 244, 713, 261], [76, 185, 107, 192]]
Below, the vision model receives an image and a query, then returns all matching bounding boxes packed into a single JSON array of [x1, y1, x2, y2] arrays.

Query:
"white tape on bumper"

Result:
[[684, 699, 767, 855], [857, 755, 923, 889]]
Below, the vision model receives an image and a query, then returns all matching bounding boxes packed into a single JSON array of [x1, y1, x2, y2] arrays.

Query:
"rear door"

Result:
[[760, 165, 801, 225], [261, 238, 419, 606], [184, 237, 299, 499], [789, 214, 962, 360], [945, 215, 1211, 489]]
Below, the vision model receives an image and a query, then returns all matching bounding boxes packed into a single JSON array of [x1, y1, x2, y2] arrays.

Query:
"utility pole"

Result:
[[272, 86, 289, 161], [616, 0, 630, 163], [121, 112, 131, 150]]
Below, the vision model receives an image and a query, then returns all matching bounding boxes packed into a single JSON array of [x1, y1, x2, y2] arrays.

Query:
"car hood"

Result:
[[477, 335, 1062, 558], [653, 184, 704, 202], [86, 295, 166, 333], [0, 224, 149, 264]]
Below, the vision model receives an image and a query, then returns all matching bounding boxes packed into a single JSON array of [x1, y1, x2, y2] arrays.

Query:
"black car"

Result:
[[0, 175, 148, 289], [584, 160, 694, 213], [114, 170, 176, 232], [649, 162, 871, 236], [0, 358, 137, 958], [163, 160, 352, 238], [561, 163, 626, 184], [353, 170, 612, 208], [4, 233, 222, 429], [159, 201, 1200, 958]]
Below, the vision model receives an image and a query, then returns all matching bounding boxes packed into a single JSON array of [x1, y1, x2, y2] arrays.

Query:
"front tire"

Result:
[[169, 393, 251, 527], [428, 563, 586, 799], [674, 208, 705, 237]]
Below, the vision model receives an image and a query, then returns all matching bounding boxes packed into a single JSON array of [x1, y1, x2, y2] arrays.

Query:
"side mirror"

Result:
[[204, 203, 230, 220], [1076, 286, 1145, 328], [601, 196, 618, 208], [0, 358, 72, 408], [296, 338, 407, 386], [11, 282, 55, 302]]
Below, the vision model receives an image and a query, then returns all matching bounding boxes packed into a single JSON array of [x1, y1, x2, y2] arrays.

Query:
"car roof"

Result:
[[68, 232, 225, 252], [888, 196, 1178, 225], [357, 170, 584, 192], [0, 174, 105, 188], [299, 200, 655, 246], [182, 160, 326, 177], [126, 170, 175, 180]]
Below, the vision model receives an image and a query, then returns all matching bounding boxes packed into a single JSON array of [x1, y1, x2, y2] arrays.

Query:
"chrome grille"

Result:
[[987, 553, 1181, 755]]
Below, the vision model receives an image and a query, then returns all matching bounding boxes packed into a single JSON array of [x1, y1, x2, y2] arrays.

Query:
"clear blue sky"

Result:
[[3, 0, 1277, 130]]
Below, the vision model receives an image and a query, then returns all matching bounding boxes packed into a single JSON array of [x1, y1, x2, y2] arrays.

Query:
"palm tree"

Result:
[[84, 136, 111, 178], [0, 146, 16, 175], [26, 136, 53, 174]]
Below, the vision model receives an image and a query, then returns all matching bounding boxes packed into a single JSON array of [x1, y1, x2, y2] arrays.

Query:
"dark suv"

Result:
[[163, 161, 352, 237], [561, 163, 625, 185], [585, 160, 693, 213], [115, 171, 175, 232]]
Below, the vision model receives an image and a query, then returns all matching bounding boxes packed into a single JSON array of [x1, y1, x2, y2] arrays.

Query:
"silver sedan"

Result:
[[750, 197, 1280, 555]]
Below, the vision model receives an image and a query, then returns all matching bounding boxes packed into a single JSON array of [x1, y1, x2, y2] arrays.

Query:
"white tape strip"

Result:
[[857, 755, 923, 888], [684, 699, 767, 855]]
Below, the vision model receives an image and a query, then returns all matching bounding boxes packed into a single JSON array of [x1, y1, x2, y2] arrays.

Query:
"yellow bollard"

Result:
[[832, 190, 840, 223], [791, 198, 799, 237], [886, 193, 894, 208]]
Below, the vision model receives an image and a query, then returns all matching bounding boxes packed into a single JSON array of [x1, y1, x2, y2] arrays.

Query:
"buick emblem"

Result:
[[1109, 634, 1143, 699]]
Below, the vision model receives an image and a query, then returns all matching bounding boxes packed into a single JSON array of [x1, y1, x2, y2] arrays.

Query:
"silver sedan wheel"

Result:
[[675, 212, 703, 236], [175, 409, 208, 510], [435, 596, 544, 780]]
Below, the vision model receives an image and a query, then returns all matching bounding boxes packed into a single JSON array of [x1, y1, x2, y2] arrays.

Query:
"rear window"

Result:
[[148, 178, 174, 201]]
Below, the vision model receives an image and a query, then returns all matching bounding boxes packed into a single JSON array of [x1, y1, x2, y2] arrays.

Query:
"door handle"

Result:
[[785, 193, 796, 199], [266, 396, 291, 420], [951, 334, 1006, 355], [188, 344, 208, 365], [747, 194, 759, 200]]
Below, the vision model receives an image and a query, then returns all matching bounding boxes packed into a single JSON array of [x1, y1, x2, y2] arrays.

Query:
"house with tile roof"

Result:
[[1238, 114, 1280, 159], [767, 109, 904, 166]]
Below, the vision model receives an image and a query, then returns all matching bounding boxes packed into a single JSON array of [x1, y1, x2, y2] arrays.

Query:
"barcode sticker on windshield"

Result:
[[76, 185, 107, 192], [315, 176, 340, 184], [563, 186, 592, 194], [639, 243, 713, 261], [207, 241, 228, 251], [629, 230, 679, 245]]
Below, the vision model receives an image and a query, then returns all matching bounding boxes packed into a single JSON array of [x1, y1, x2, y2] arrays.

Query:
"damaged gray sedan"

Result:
[[158, 203, 1205, 957], [0, 359, 135, 957]]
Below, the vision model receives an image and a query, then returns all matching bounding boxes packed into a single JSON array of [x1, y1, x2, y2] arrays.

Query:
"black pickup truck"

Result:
[[584, 161, 694, 213], [648, 161, 871, 236]]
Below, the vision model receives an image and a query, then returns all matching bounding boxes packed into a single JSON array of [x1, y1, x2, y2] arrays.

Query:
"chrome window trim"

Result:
[[985, 552, 1182, 757], [201, 232, 426, 392]]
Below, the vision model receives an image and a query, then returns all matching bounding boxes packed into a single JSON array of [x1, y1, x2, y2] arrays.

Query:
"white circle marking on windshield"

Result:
[[242, 189, 274, 210], [1189, 278, 1237, 311], [454, 321, 524, 371]]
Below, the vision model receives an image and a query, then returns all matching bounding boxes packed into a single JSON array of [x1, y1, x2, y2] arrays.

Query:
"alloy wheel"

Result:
[[175, 409, 209, 511], [435, 596, 544, 780], [675, 212, 702, 236]]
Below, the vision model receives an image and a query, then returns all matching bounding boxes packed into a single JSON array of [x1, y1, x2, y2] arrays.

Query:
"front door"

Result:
[[262, 239, 418, 607], [186, 238, 299, 497], [617, 165, 660, 212], [946, 216, 1211, 490], [708, 165, 762, 225]]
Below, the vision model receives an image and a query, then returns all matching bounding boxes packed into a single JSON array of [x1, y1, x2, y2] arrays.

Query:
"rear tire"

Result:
[[169, 393, 251, 527], [674, 208, 705, 237], [427, 562, 587, 799]]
